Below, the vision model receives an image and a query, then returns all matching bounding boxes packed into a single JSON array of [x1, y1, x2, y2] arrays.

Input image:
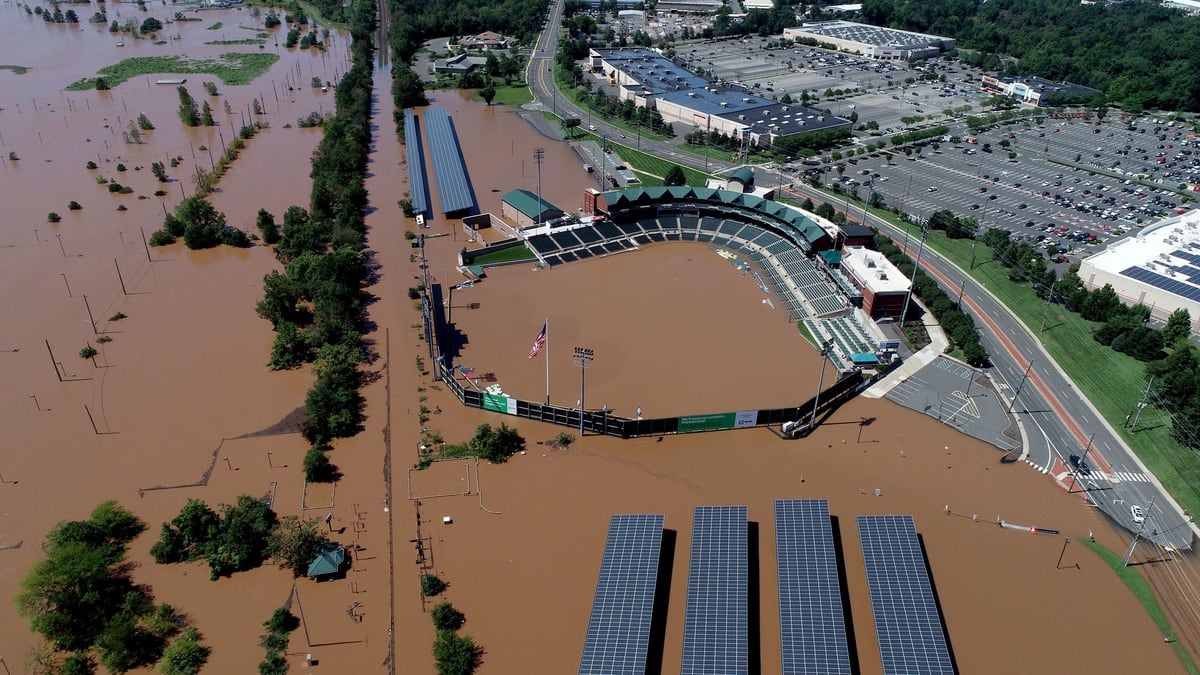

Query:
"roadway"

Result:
[[524, 0, 1194, 551]]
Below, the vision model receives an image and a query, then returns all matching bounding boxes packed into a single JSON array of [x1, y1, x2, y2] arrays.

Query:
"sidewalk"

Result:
[[861, 320, 949, 400]]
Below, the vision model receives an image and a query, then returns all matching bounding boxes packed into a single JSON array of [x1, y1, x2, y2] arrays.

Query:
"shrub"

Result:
[[86, 160, 98, 170], [421, 573, 447, 597], [258, 651, 287, 675], [149, 230, 177, 246], [81, 346, 98, 359], [109, 312, 127, 321], [303, 445, 340, 482], [48, 212, 61, 223], [116, 163, 126, 172], [116, 205, 127, 212], [264, 607, 300, 634], [68, 201, 82, 211], [431, 603, 465, 631]]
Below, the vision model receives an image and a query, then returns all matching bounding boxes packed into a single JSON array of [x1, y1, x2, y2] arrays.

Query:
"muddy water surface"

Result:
[[0, 11, 1192, 674]]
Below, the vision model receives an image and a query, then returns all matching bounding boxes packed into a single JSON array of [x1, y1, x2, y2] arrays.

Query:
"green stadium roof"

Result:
[[601, 186, 830, 248], [729, 167, 755, 185], [502, 189, 563, 219]]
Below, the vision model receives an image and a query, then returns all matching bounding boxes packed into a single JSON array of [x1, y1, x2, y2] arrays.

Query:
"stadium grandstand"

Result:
[[469, 185, 887, 364]]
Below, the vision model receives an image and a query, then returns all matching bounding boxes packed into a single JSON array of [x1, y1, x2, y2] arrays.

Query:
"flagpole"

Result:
[[545, 317, 550, 404]]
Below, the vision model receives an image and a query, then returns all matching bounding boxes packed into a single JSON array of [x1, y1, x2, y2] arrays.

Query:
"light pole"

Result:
[[809, 339, 835, 429], [574, 347, 593, 436], [898, 224, 929, 326]]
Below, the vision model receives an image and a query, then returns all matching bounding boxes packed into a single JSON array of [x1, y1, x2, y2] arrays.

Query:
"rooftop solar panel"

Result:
[[775, 500, 852, 675], [403, 109, 429, 216], [681, 506, 748, 675], [1122, 266, 1200, 302], [857, 515, 954, 675], [423, 107, 477, 214], [579, 514, 665, 675]]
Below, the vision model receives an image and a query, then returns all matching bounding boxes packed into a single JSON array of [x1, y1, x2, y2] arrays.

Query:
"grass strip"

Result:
[[66, 53, 279, 91], [1080, 538, 1200, 674], [0, 64, 30, 74]]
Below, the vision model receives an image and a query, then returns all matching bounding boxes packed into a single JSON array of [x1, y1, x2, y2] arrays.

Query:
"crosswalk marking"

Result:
[[1080, 471, 1148, 483]]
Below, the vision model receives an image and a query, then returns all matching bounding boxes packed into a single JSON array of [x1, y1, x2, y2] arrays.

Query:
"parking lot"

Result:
[[599, 34, 1198, 262]]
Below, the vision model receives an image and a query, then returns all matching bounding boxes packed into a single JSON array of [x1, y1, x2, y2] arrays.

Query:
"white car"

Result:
[[1131, 505, 1146, 524]]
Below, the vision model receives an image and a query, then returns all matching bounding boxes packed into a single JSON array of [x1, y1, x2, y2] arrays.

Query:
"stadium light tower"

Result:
[[809, 339, 835, 429], [574, 347, 594, 435], [898, 223, 929, 326], [534, 147, 545, 228]]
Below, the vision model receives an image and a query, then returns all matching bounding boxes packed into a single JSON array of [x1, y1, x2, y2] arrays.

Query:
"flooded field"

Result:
[[0, 5, 1192, 673]]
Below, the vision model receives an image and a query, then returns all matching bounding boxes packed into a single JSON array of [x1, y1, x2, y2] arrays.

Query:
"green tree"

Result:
[[267, 515, 328, 576], [257, 208, 281, 244], [1164, 308, 1192, 346], [662, 165, 687, 186], [265, 607, 300, 634], [61, 652, 96, 675], [141, 17, 162, 33], [151, 498, 221, 564], [177, 87, 200, 127], [303, 445, 341, 482], [207, 495, 277, 579], [433, 632, 482, 675], [468, 423, 525, 463], [159, 627, 211, 675], [17, 503, 148, 653], [431, 603, 465, 631], [151, 162, 169, 182], [201, 102, 215, 126], [422, 573, 448, 596]]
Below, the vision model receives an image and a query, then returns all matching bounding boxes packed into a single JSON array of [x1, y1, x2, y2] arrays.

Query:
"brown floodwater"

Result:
[[0, 8, 1195, 674]]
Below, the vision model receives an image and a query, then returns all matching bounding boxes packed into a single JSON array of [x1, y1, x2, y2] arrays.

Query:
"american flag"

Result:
[[528, 323, 547, 359]]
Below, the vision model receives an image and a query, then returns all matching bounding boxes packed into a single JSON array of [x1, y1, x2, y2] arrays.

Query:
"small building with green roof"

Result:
[[501, 189, 565, 229]]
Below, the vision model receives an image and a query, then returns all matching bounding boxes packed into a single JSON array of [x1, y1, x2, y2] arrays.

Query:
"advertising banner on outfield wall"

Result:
[[482, 394, 517, 415], [678, 410, 759, 433]]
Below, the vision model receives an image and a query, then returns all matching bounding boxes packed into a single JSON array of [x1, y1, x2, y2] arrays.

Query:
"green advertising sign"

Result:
[[677, 412, 737, 433], [482, 394, 516, 414]]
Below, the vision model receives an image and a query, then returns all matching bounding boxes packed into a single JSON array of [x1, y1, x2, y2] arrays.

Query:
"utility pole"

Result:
[[1127, 376, 1154, 430], [1123, 498, 1156, 567], [1065, 432, 1096, 494], [1039, 279, 1059, 332], [1008, 360, 1034, 413]]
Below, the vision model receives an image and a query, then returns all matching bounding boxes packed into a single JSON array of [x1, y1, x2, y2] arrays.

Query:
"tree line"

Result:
[[255, 0, 376, 482], [979, 227, 1200, 445], [861, 0, 1200, 112]]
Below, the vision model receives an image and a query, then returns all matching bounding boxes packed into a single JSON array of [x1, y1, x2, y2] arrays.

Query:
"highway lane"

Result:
[[523, 5, 1194, 550]]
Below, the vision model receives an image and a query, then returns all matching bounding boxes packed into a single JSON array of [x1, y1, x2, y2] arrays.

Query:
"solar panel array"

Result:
[[681, 506, 748, 675], [403, 108, 428, 216], [857, 515, 954, 675], [1121, 265, 1200, 302], [579, 515, 665, 675], [775, 499, 852, 675], [422, 106, 477, 214]]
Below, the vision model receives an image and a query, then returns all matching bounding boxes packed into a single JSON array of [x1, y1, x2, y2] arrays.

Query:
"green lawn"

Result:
[[1081, 538, 1199, 674], [875, 209, 1200, 519], [470, 245, 536, 266], [66, 53, 280, 91], [479, 83, 533, 107]]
